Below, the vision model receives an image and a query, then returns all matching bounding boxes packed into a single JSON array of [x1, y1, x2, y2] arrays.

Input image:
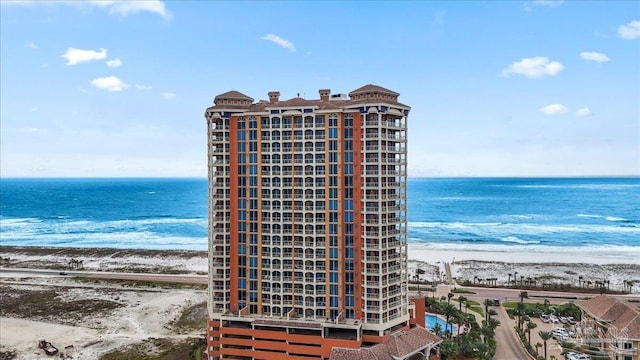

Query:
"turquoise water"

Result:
[[0, 177, 638, 251], [425, 314, 457, 333]]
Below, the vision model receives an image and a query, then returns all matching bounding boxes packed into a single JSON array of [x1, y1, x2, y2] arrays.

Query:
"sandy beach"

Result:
[[1, 245, 638, 359], [408, 244, 640, 293]]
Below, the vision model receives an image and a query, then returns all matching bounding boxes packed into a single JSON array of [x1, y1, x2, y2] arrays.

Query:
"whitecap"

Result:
[[500, 236, 540, 245], [605, 216, 628, 222]]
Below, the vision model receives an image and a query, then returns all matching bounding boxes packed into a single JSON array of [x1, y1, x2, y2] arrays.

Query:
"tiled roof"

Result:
[[214, 90, 254, 101], [209, 85, 410, 111], [578, 295, 625, 320], [349, 84, 399, 97], [344, 98, 410, 109], [329, 326, 441, 360], [578, 294, 640, 339]]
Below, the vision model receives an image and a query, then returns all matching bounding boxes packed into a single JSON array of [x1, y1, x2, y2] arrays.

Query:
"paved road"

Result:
[[453, 285, 640, 304], [494, 305, 531, 360], [0, 267, 208, 285]]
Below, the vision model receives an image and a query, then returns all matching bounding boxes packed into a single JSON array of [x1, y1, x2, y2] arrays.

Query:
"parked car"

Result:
[[552, 328, 568, 340], [567, 316, 577, 324], [559, 316, 568, 323], [540, 314, 550, 323], [549, 314, 559, 323], [568, 352, 590, 360]]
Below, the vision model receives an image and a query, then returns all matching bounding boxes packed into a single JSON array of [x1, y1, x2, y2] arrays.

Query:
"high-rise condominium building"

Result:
[[204, 85, 430, 360]]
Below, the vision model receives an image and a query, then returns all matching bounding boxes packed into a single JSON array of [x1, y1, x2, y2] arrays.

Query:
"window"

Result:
[[329, 113, 338, 126], [344, 114, 353, 126]]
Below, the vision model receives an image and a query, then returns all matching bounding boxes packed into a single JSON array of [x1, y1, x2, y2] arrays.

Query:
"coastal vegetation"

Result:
[[426, 296, 498, 360], [0, 285, 122, 325], [458, 269, 634, 295], [100, 337, 206, 360]]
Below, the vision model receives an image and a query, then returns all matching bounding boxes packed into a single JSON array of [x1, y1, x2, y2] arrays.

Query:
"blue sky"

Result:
[[1, 0, 638, 177]]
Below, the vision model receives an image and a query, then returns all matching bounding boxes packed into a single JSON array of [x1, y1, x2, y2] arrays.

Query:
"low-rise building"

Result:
[[577, 294, 640, 360]]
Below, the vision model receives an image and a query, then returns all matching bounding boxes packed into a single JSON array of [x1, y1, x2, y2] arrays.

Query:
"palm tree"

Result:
[[486, 317, 500, 331], [440, 339, 458, 360], [488, 309, 498, 319], [535, 342, 542, 356], [415, 268, 425, 294], [539, 330, 552, 360], [483, 299, 493, 322], [433, 322, 443, 337], [447, 291, 454, 304], [443, 303, 457, 336], [515, 302, 526, 330], [526, 321, 538, 345], [458, 295, 467, 312], [578, 275, 583, 288], [508, 273, 512, 286], [480, 324, 494, 344], [519, 290, 529, 303], [455, 313, 465, 339]]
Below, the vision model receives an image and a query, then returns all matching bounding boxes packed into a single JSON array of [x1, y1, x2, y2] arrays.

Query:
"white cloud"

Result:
[[618, 20, 640, 40], [532, 0, 564, 7], [163, 92, 176, 100], [89, 0, 171, 19], [136, 84, 152, 90], [26, 42, 38, 49], [2, 1, 170, 19], [539, 104, 568, 115], [524, 0, 563, 11], [106, 58, 122, 67], [260, 34, 296, 52], [575, 107, 591, 117], [501, 56, 564, 78], [91, 76, 129, 92], [62, 47, 107, 65], [580, 51, 611, 63]]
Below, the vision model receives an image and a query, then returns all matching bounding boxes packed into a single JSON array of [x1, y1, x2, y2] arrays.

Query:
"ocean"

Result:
[[1, 178, 639, 254]]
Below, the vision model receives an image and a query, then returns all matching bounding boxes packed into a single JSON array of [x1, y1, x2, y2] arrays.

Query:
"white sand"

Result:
[[407, 245, 640, 293], [0, 272, 206, 359]]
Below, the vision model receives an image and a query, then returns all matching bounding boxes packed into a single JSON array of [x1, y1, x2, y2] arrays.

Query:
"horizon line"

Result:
[[1, 175, 639, 180]]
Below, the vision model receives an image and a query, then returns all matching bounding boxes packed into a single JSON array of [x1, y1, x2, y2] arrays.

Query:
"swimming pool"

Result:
[[425, 314, 457, 333]]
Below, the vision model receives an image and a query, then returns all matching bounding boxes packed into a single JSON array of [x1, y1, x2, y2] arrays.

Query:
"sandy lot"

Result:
[[0, 250, 207, 360]]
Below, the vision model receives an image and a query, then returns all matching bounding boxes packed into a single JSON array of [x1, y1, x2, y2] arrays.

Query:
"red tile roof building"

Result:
[[577, 294, 640, 360], [203, 85, 430, 359]]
